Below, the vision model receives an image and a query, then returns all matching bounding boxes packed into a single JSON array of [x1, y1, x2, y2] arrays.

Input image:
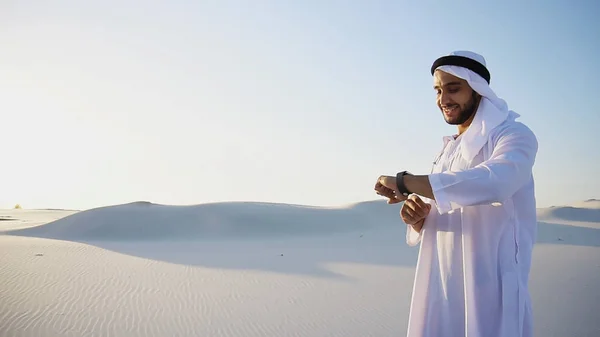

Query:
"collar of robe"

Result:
[[435, 64, 520, 162]]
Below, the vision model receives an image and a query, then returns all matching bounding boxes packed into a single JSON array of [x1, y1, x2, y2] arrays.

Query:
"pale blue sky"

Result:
[[1, 1, 598, 210]]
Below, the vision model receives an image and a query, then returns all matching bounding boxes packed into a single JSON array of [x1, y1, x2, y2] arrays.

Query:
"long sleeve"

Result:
[[406, 224, 422, 246], [405, 196, 434, 246], [428, 123, 538, 215]]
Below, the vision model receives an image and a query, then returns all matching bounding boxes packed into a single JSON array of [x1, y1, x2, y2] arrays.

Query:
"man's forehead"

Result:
[[433, 70, 467, 87]]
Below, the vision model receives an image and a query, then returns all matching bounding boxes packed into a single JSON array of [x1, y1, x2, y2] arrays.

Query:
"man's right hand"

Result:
[[400, 195, 431, 232]]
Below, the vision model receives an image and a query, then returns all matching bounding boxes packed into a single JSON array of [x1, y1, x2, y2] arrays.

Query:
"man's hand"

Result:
[[409, 218, 425, 233], [401, 194, 431, 231], [374, 175, 407, 204]]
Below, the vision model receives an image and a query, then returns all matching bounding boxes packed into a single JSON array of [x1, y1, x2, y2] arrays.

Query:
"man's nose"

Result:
[[439, 92, 452, 106]]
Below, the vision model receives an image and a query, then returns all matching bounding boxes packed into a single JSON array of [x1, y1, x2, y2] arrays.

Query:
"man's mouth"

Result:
[[443, 106, 459, 115]]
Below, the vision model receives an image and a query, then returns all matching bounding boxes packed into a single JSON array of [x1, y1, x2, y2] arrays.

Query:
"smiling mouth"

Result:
[[442, 106, 459, 115]]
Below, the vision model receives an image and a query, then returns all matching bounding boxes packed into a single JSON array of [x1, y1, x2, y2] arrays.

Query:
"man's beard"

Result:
[[442, 91, 480, 125]]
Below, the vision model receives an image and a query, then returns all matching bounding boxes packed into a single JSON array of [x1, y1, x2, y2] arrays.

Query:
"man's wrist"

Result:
[[395, 171, 412, 197], [402, 174, 435, 200]]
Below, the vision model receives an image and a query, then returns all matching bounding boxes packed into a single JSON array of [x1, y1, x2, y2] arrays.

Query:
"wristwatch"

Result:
[[396, 171, 412, 197]]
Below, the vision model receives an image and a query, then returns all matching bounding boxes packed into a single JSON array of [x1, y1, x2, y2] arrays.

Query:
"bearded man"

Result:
[[375, 50, 538, 337]]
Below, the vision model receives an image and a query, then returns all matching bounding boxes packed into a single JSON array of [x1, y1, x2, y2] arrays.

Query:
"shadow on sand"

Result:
[[84, 229, 421, 280], [79, 221, 599, 278]]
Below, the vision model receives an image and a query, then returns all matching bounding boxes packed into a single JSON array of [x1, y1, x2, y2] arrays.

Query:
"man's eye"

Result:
[[436, 87, 459, 95]]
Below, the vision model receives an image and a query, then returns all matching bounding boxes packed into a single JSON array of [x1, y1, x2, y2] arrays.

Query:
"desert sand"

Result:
[[1, 199, 599, 337]]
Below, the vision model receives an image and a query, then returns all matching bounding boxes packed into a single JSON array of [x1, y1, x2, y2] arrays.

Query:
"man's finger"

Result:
[[375, 180, 392, 192], [377, 188, 395, 199], [405, 199, 417, 212], [409, 200, 428, 218], [402, 205, 418, 221], [375, 185, 402, 204], [417, 204, 430, 218], [406, 199, 430, 220], [403, 213, 418, 225], [394, 194, 407, 202], [413, 196, 429, 209], [407, 197, 431, 217], [378, 176, 395, 190], [374, 182, 390, 191], [400, 207, 412, 223], [388, 198, 402, 204]]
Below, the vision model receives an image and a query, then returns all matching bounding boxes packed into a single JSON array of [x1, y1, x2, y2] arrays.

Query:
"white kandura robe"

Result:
[[405, 66, 539, 337]]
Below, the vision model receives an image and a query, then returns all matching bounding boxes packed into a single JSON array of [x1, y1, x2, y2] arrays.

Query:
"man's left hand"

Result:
[[374, 175, 407, 204]]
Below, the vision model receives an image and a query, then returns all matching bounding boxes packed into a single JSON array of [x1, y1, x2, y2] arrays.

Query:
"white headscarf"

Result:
[[433, 50, 520, 162]]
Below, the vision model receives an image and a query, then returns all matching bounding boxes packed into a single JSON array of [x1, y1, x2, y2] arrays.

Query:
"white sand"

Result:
[[1, 200, 599, 337]]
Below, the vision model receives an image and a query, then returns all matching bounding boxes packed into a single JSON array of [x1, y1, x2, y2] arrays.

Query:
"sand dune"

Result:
[[535, 199, 600, 247], [1, 200, 599, 337], [0, 208, 78, 232], [4, 200, 401, 241], [537, 199, 600, 224]]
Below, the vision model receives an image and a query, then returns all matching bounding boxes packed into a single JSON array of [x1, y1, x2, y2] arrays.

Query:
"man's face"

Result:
[[433, 70, 480, 125]]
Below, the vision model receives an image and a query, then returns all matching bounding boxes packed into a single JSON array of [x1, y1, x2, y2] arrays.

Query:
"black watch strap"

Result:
[[396, 171, 411, 197]]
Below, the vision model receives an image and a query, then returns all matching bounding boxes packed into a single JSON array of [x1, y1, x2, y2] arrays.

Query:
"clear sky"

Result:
[[1, 1, 598, 210]]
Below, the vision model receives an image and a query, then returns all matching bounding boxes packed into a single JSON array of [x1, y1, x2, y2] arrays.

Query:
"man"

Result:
[[375, 50, 538, 337]]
